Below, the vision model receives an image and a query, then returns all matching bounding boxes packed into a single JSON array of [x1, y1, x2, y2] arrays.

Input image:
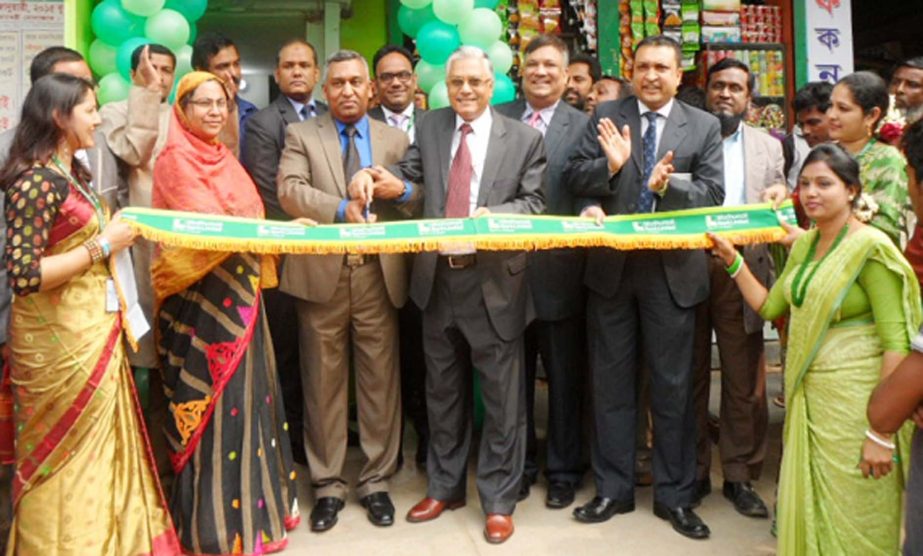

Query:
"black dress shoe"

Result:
[[573, 496, 635, 523], [691, 477, 712, 508], [723, 481, 769, 518], [546, 482, 576, 509], [653, 503, 710, 539], [310, 497, 345, 532], [517, 479, 531, 502], [360, 492, 396, 527]]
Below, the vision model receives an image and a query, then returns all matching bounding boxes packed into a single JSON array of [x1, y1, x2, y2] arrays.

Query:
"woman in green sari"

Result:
[[829, 71, 909, 246], [710, 143, 921, 555]]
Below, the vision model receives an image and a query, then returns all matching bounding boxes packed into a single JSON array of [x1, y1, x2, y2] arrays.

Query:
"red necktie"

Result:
[[445, 123, 473, 218]]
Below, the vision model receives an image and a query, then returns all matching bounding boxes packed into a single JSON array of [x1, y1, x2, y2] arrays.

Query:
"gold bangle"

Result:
[[83, 239, 103, 264]]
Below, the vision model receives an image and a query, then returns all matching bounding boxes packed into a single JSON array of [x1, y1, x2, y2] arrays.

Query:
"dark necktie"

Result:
[[343, 124, 360, 182], [299, 105, 310, 121], [638, 111, 659, 213], [445, 123, 473, 218]]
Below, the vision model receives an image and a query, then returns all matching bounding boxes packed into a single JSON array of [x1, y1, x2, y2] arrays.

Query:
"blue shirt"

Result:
[[333, 115, 414, 222], [237, 96, 258, 152], [286, 96, 319, 121]]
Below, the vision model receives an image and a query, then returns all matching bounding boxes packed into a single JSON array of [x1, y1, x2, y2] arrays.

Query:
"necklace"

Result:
[[50, 154, 106, 230], [790, 223, 849, 307]]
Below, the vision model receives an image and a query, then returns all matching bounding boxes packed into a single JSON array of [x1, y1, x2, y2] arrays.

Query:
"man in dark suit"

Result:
[[567, 36, 724, 539], [693, 57, 786, 516], [495, 34, 590, 509], [241, 38, 325, 466], [350, 46, 545, 544], [367, 44, 430, 468]]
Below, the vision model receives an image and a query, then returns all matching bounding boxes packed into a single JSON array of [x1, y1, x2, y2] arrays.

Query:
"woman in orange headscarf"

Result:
[[152, 72, 300, 555]]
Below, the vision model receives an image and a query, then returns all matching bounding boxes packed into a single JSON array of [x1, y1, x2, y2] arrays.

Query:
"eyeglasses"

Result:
[[447, 77, 491, 90], [189, 99, 229, 110], [378, 71, 413, 84]]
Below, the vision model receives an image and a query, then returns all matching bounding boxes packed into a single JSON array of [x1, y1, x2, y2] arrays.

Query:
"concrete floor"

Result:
[[282, 367, 785, 556]]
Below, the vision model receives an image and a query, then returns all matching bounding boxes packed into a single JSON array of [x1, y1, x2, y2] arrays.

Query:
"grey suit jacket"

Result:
[[242, 94, 328, 220], [740, 123, 785, 333], [496, 99, 590, 321], [393, 107, 547, 340], [566, 96, 725, 308], [276, 113, 412, 307]]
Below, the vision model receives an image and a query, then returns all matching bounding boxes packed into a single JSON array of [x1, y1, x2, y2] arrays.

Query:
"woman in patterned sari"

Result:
[[710, 144, 921, 555], [1, 74, 179, 554], [152, 72, 300, 555], [829, 71, 910, 246]]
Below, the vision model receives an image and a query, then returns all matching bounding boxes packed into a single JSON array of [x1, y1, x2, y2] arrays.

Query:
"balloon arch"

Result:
[[88, 0, 515, 106]]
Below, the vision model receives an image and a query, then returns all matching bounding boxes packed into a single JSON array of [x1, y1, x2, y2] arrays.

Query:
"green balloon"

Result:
[[491, 73, 515, 104], [486, 41, 513, 74], [116, 36, 150, 80], [415, 60, 446, 93], [417, 20, 460, 65], [433, 0, 473, 25], [91, 0, 143, 46], [164, 0, 207, 22], [89, 39, 118, 77], [174, 44, 193, 77], [400, 0, 432, 7], [187, 23, 198, 45], [474, 0, 500, 7], [97, 72, 131, 104], [121, 0, 166, 17], [428, 81, 450, 109], [145, 9, 190, 50], [458, 8, 502, 49], [397, 4, 436, 38]]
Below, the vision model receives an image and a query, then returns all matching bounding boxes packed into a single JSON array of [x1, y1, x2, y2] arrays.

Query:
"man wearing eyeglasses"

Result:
[[368, 44, 430, 470]]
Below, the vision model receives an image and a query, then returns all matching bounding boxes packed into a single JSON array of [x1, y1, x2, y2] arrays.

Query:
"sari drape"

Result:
[[775, 226, 921, 555], [6, 171, 178, 555]]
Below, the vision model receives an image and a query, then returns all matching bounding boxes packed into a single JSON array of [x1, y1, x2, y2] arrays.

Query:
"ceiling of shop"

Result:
[[206, 0, 352, 17]]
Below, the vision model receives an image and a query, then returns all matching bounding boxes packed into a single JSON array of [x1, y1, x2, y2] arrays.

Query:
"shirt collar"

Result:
[[638, 98, 674, 121], [286, 96, 316, 117], [725, 123, 743, 143], [334, 115, 370, 138], [455, 108, 493, 136], [381, 104, 414, 122], [524, 100, 559, 123]]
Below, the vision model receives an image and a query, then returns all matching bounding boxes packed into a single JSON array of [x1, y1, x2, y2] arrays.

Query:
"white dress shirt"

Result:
[[522, 101, 558, 137], [722, 124, 747, 206], [451, 109, 493, 216], [638, 98, 674, 156], [382, 104, 416, 143]]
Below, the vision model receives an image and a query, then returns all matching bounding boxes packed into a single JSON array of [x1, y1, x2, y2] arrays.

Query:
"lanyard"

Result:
[[50, 154, 106, 230]]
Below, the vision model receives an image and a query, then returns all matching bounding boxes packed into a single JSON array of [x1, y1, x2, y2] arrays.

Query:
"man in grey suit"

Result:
[[693, 57, 786, 517], [351, 46, 545, 544], [495, 34, 590, 509], [241, 39, 325, 465], [567, 36, 724, 539]]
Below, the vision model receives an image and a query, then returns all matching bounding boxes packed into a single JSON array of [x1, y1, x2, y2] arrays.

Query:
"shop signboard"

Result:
[[796, 0, 853, 87]]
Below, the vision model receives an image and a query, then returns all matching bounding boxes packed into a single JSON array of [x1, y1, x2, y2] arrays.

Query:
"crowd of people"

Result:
[[0, 30, 921, 555]]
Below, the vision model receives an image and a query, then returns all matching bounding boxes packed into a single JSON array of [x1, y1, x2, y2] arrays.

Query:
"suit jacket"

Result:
[[566, 97, 725, 308], [496, 99, 590, 321], [242, 94, 328, 220], [368, 104, 426, 136], [276, 112, 411, 307], [740, 123, 785, 333], [393, 107, 547, 340]]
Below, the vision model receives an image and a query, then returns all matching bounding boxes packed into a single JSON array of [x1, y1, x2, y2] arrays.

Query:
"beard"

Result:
[[714, 111, 745, 136], [905, 104, 923, 124]]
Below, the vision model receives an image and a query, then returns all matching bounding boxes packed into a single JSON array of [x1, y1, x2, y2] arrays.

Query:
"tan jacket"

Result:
[[277, 113, 413, 307], [100, 86, 172, 368]]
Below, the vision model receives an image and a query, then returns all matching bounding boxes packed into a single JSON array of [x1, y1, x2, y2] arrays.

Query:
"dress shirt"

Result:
[[450, 109, 493, 216], [638, 98, 674, 156], [237, 96, 259, 152], [522, 100, 558, 137], [722, 124, 746, 206], [334, 116, 372, 222], [381, 104, 416, 143], [286, 96, 319, 121], [73, 149, 97, 192]]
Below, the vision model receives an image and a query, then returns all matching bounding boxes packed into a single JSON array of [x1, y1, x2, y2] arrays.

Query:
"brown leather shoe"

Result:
[[484, 514, 514, 544], [406, 497, 465, 523]]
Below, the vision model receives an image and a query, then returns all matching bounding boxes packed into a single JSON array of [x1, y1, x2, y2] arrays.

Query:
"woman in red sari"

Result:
[[152, 71, 300, 555], [1, 73, 179, 554]]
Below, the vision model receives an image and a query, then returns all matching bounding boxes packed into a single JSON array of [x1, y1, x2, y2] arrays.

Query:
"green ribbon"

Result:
[[120, 202, 797, 254]]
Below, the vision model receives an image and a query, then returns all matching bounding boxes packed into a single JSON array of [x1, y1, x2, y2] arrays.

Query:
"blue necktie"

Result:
[[638, 111, 659, 213]]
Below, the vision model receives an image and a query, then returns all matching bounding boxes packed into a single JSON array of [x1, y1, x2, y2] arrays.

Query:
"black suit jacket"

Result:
[[495, 99, 590, 321], [393, 107, 546, 340], [368, 104, 427, 136], [566, 96, 725, 308], [241, 94, 328, 220]]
